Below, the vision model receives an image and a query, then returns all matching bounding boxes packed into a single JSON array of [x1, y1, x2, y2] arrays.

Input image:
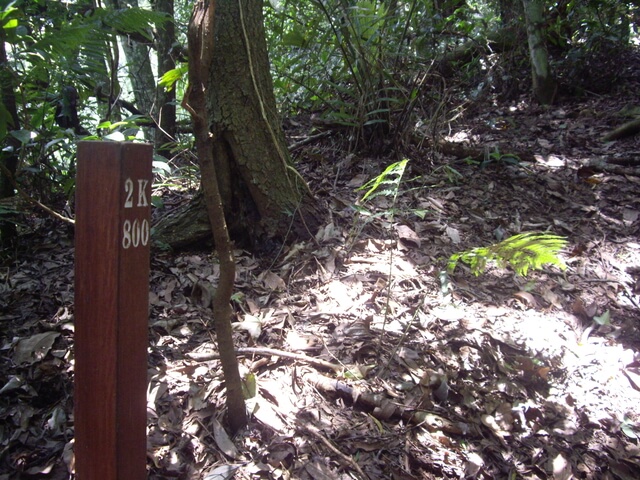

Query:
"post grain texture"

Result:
[[75, 142, 152, 480]]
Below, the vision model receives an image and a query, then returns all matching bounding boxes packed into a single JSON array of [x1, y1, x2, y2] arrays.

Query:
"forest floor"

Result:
[[2, 80, 640, 479]]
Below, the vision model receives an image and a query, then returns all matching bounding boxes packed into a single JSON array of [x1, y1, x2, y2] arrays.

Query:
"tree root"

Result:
[[602, 117, 640, 142]]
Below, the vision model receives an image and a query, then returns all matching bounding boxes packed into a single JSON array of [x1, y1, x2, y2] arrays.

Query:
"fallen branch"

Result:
[[301, 371, 476, 436], [433, 138, 538, 163], [289, 131, 333, 152], [188, 346, 343, 373], [424, 139, 640, 177], [581, 157, 640, 177], [602, 117, 640, 142], [190, 348, 476, 435]]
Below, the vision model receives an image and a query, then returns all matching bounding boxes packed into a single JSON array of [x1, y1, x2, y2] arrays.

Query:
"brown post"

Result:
[[75, 141, 152, 480]]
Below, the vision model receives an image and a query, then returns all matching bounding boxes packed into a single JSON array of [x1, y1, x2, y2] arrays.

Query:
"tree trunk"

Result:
[[154, 0, 177, 157], [184, 0, 247, 434], [521, 0, 556, 104], [153, 0, 321, 250], [0, 27, 20, 246], [115, 0, 156, 116], [207, 0, 319, 239]]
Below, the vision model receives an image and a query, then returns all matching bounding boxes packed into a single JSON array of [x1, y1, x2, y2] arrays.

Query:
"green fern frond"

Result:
[[358, 159, 408, 203], [97, 7, 169, 41], [448, 232, 567, 276], [33, 7, 168, 59], [34, 23, 96, 58]]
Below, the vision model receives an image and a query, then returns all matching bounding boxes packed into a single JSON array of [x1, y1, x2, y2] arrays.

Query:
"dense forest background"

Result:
[[1, 0, 640, 478], [0, 0, 638, 229]]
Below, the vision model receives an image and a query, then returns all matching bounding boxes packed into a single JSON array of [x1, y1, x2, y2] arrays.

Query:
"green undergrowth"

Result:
[[448, 232, 567, 276]]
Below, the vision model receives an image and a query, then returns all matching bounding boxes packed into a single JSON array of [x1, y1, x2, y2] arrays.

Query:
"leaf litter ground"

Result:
[[2, 89, 640, 479]]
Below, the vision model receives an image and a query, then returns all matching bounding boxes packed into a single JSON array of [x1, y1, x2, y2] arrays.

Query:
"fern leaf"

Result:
[[98, 7, 169, 41], [33, 7, 168, 60], [448, 232, 567, 276], [358, 159, 408, 203]]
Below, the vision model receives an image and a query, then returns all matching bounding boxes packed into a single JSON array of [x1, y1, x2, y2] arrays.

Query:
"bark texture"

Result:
[[154, 0, 177, 157], [0, 26, 20, 246], [522, 0, 557, 104], [184, 0, 247, 434], [154, 0, 320, 250], [115, 0, 156, 116], [208, 0, 318, 239]]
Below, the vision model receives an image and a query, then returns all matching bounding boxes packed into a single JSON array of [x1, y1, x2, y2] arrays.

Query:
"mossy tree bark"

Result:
[[522, 0, 557, 104], [110, 0, 156, 117], [206, 0, 319, 240], [153, 0, 321, 250]]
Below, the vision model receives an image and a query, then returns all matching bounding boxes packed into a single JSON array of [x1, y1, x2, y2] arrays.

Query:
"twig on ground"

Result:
[[289, 131, 333, 151], [188, 346, 342, 373], [296, 420, 370, 480]]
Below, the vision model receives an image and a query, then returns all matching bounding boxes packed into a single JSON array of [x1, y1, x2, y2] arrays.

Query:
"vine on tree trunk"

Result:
[[183, 0, 247, 434]]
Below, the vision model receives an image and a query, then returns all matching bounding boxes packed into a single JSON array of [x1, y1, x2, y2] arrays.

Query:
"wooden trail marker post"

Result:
[[75, 142, 152, 479]]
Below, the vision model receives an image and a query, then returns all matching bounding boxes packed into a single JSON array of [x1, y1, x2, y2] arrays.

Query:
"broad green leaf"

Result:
[[10, 129, 37, 144], [3, 17, 17, 29], [593, 310, 611, 326], [158, 64, 188, 91], [0, 4, 18, 22]]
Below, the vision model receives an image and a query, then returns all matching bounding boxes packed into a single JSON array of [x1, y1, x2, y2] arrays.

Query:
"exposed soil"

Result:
[[2, 79, 640, 479]]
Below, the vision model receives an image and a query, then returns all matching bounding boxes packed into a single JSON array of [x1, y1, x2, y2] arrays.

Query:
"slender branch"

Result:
[[188, 346, 342, 373], [184, 0, 247, 433], [296, 421, 370, 479]]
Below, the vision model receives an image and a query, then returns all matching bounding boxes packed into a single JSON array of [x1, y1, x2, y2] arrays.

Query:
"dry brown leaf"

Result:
[[541, 287, 563, 309], [623, 208, 639, 225], [261, 271, 286, 291], [212, 417, 240, 459], [264, 442, 296, 468], [513, 291, 538, 309], [13, 332, 60, 365], [551, 452, 572, 480], [395, 224, 421, 248], [324, 251, 336, 273], [431, 305, 465, 321], [465, 452, 485, 477], [445, 225, 461, 244], [232, 314, 262, 340], [253, 397, 287, 432], [571, 298, 589, 319]]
